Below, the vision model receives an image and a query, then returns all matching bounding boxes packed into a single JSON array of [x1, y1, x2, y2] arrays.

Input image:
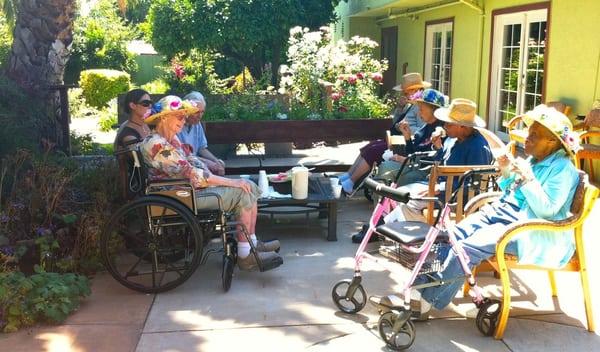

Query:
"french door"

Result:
[[424, 21, 453, 96], [488, 9, 547, 138]]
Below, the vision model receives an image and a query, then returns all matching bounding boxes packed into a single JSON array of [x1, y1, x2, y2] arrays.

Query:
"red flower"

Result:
[[338, 106, 348, 113], [371, 72, 383, 82], [331, 92, 341, 101], [347, 75, 357, 85], [356, 72, 364, 79], [172, 61, 185, 80]]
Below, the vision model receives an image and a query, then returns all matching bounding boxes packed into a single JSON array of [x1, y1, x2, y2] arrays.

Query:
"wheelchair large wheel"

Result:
[[101, 195, 203, 293], [378, 311, 416, 351]]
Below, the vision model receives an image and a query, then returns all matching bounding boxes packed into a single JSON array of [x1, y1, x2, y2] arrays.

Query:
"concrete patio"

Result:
[[2, 192, 600, 352]]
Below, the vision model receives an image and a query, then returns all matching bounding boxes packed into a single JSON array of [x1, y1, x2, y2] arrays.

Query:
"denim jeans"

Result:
[[418, 201, 524, 310]]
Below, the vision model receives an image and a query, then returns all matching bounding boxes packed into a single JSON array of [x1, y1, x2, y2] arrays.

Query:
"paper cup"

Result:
[[329, 177, 339, 187], [332, 184, 342, 198]]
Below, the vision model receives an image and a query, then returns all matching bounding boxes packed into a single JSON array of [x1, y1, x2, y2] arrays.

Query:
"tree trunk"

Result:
[[6, 0, 76, 150]]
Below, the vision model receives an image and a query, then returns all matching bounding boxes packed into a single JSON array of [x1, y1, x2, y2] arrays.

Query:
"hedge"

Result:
[[79, 69, 130, 108]]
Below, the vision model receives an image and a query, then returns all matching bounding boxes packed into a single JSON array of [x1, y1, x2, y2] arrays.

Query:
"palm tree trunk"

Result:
[[6, 0, 76, 151]]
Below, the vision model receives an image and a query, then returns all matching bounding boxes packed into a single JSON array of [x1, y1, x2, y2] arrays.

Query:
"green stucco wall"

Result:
[[337, 0, 600, 115]]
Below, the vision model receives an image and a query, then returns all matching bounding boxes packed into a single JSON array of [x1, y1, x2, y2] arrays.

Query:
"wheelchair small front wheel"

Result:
[[378, 311, 416, 351], [331, 279, 367, 314], [476, 298, 501, 336], [222, 254, 235, 292], [101, 195, 203, 293]]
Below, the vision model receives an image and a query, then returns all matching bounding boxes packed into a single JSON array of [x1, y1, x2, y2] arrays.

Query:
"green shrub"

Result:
[[79, 69, 130, 108], [0, 268, 91, 332], [161, 49, 228, 96], [98, 109, 117, 132]]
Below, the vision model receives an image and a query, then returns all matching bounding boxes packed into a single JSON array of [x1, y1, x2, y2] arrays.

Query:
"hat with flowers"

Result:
[[522, 104, 581, 155], [410, 88, 448, 109], [143, 95, 200, 125]]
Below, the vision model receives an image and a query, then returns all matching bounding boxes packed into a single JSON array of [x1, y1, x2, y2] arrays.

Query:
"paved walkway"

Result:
[[2, 195, 600, 351]]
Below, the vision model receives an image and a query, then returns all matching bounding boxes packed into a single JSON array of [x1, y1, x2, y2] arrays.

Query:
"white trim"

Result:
[[424, 22, 453, 96], [489, 9, 547, 139]]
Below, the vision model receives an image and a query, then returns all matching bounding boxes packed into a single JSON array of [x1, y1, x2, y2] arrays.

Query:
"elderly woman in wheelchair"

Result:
[[102, 96, 282, 293]]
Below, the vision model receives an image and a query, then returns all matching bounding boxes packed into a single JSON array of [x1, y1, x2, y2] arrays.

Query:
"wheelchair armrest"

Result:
[[148, 178, 192, 187]]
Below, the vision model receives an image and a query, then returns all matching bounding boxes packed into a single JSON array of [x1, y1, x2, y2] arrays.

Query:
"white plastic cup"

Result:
[[332, 184, 342, 198], [329, 177, 339, 187]]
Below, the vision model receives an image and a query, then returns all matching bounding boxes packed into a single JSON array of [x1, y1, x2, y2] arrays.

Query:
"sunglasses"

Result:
[[137, 99, 153, 107]]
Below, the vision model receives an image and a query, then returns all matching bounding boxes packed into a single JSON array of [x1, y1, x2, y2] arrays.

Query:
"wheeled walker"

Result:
[[331, 168, 501, 350]]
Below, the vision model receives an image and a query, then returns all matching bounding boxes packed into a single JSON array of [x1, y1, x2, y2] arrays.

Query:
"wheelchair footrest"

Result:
[[259, 256, 284, 272]]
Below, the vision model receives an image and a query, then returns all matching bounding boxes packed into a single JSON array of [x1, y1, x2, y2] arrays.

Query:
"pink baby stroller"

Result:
[[331, 167, 501, 350]]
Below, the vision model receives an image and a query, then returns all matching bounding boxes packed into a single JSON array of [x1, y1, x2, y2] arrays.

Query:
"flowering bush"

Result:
[[280, 26, 391, 119]]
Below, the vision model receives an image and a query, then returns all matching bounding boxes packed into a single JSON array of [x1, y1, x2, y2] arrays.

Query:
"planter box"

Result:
[[204, 118, 392, 145]]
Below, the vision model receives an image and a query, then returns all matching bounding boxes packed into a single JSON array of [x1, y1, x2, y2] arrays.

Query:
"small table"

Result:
[[255, 175, 342, 241]]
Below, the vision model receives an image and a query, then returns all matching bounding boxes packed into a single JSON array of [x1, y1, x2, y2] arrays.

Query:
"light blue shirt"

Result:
[[498, 149, 579, 268], [177, 123, 208, 156]]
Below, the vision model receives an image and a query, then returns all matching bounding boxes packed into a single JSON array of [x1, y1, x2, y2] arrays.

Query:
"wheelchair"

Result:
[[101, 145, 281, 293]]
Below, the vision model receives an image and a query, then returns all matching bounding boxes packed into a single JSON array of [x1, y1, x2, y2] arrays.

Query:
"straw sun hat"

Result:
[[392, 72, 431, 92], [521, 104, 581, 155], [143, 95, 200, 125], [433, 98, 486, 128]]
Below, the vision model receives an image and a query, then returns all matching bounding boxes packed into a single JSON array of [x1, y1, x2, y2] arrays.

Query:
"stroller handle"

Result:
[[364, 178, 411, 204]]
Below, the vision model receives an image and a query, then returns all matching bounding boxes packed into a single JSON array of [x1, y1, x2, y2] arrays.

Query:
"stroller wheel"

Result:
[[476, 298, 501, 336], [331, 279, 367, 314], [378, 311, 416, 351]]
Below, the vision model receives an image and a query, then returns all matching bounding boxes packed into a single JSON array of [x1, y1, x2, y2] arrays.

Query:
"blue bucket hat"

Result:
[[410, 88, 448, 109]]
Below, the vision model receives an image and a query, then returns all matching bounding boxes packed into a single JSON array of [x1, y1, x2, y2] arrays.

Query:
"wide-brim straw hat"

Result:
[[392, 72, 431, 92], [434, 98, 486, 128], [144, 95, 200, 125], [521, 104, 580, 155], [409, 88, 448, 109]]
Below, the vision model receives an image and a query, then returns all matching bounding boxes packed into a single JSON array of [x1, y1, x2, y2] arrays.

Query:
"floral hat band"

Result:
[[522, 104, 581, 155], [143, 95, 200, 125], [409, 88, 448, 109]]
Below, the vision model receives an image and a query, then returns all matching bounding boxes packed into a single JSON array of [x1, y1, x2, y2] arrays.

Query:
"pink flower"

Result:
[[170, 100, 182, 109], [331, 92, 341, 101], [338, 106, 348, 113], [172, 62, 185, 80], [347, 75, 357, 85], [356, 72, 364, 79], [371, 72, 383, 82]]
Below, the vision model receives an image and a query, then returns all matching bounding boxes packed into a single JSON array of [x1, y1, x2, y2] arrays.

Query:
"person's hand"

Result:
[[390, 154, 407, 163], [233, 179, 252, 193], [496, 154, 511, 169], [431, 134, 443, 150], [396, 120, 411, 139], [512, 158, 535, 183]]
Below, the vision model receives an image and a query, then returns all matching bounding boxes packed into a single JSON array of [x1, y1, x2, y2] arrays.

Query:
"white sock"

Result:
[[250, 234, 257, 246], [339, 172, 351, 182], [238, 242, 251, 258], [341, 178, 354, 193]]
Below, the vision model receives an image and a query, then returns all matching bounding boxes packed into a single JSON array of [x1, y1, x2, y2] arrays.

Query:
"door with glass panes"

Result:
[[488, 9, 547, 138]]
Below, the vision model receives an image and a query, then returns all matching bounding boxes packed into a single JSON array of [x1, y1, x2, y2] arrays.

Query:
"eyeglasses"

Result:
[[137, 99, 153, 107]]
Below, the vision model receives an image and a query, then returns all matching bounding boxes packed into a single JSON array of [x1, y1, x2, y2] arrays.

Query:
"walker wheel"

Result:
[[378, 311, 416, 351], [331, 279, 367, 314], [476, 299, 501, 336]]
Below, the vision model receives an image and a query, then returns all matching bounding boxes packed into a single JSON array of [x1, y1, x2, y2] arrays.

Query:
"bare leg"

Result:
[[237, 206, 254, 242], [347, 155, 365, 175]]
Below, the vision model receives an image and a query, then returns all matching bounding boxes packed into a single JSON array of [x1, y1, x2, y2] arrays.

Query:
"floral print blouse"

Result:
[[140, 132, 210, 188]]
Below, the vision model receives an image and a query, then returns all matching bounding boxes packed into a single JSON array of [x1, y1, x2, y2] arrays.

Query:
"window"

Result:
[[424, 21, 453, 95]]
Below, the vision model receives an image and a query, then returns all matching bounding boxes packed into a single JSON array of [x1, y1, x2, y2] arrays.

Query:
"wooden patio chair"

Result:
[[576, 108, 600, 182], [463, 170, 599, 339], [506, 101, 571, 156]]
